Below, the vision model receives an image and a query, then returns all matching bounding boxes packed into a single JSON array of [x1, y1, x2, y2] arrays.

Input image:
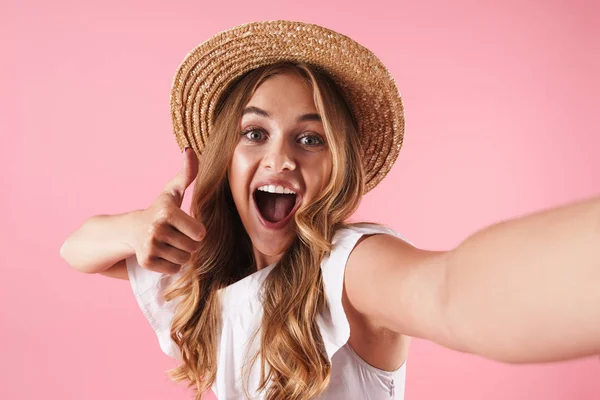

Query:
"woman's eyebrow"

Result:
[[298, 113, 322, 122], [242, 106, 321, 122], [242, 106, 270, 117]]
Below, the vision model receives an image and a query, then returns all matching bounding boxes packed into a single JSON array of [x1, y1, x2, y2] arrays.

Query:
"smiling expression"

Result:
[[228, 71, 333, 270]]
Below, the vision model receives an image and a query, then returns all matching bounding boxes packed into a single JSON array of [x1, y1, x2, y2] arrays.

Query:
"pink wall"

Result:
[[2, 0, 599, 399]]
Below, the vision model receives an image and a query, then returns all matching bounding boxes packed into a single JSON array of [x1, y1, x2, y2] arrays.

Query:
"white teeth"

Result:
[[257, 185, 296, 194]]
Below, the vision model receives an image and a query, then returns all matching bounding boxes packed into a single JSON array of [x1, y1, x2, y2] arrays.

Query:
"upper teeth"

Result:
[[257, 185, 296, 194]]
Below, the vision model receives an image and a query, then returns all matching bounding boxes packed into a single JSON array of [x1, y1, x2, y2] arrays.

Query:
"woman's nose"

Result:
[[261, 142, 296, 172]]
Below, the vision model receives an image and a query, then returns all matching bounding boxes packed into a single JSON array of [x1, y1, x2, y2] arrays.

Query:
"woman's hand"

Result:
[[130, 148, 206, 275]]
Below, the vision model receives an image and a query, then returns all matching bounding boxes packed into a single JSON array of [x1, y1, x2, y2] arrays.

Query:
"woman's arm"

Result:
[[345, 194, 600, 364], [61, 148, 204, 277], [444, 194, 600, 363], [60, 211, 142, 274]]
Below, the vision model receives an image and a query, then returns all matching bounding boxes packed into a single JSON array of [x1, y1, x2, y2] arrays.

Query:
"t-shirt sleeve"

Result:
[[125, 255, 183, 359], [317, 223, 412, 362]]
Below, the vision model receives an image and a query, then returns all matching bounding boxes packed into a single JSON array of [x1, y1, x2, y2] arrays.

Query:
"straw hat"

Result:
[[170, 20, 405, 193]]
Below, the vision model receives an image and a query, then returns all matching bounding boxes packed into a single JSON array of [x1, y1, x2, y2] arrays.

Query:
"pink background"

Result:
[[2, 0, 599, 399]]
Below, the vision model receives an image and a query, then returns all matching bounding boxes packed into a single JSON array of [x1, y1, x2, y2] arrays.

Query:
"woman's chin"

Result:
[[253, 240, 291, 255], [250, 235, 296, 264]]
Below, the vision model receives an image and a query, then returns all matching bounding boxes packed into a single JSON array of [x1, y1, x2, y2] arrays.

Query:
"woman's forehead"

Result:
[[247, 73, 317, 113]]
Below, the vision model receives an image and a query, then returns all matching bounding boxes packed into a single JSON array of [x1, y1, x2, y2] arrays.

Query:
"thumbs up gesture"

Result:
[[130, 147, 206, 275]]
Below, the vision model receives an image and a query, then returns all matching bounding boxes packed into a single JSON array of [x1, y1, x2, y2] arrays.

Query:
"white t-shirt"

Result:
[[126, 223, 410, 399]]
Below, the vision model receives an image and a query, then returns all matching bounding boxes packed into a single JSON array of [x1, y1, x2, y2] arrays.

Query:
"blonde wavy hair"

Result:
[[162, 62, 369, 399]]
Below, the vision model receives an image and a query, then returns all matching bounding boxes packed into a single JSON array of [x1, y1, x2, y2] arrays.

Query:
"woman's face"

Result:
[[228, 71, 333, 270]]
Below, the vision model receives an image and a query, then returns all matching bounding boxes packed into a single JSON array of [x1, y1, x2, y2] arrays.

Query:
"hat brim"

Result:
[[170, 20, 404, 193]]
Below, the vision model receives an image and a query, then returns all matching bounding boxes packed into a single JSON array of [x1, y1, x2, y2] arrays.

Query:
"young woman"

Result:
[[60, 21, 600, 400]]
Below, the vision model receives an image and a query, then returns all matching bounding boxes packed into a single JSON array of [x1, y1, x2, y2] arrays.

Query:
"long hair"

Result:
[[162, 62, 367, 399]]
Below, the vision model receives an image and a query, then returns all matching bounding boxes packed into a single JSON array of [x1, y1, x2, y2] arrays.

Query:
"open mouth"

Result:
[[253, 189, 299, 225]]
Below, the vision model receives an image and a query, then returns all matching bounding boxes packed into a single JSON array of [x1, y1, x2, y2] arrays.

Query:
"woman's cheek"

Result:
[[232, 146, 258, 172]]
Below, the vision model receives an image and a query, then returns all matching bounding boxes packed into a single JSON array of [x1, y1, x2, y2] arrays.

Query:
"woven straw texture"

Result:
[[170, 20, 404, 193]]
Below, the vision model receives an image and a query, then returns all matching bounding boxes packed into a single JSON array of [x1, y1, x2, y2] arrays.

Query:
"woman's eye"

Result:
[[241, 129, 324, 147], [243, 129, 266, 142], [299, 135, 325, 146]]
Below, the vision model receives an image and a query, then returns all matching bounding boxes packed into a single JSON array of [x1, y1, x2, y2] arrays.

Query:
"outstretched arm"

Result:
[[345, 194, 600, 364]]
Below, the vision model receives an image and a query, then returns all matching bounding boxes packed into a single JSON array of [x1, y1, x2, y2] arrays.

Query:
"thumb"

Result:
[[164, 146, 199, 208]]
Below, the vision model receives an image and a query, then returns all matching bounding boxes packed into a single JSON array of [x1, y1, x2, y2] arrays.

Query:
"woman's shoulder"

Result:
[[317, 222, 411, 352], [324, 221, 412, 276], [125, 255, 185, 359], [331, 222, 412, 247], [331, 223, 416, 371]]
